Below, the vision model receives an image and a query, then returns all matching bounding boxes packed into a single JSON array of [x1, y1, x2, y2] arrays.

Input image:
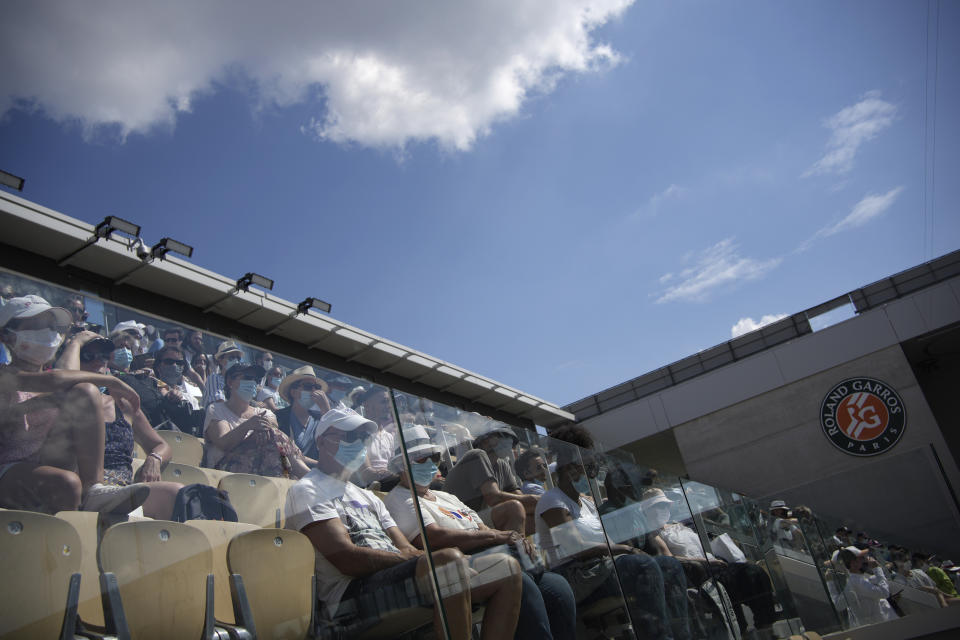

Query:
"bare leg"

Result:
[[39, 382, 105, 489], [467, 553, 522, 640], [490, 499, 525, 534], [140, 481, 183, 519], [0, 462, 82, 513], [419, 548, 472, 640]]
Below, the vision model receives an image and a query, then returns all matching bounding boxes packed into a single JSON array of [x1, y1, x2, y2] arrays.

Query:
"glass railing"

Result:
[[2, 265, 959, 639]]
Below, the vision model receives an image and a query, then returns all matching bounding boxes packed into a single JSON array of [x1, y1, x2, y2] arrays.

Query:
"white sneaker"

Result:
[[81, 482, 150, 514]]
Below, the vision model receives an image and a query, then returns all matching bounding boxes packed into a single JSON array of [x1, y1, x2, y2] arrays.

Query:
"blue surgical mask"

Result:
[[335, 440, 367, 472], [328, 389, 346, 403], [572, 474, 591, 495], [270, 377, 282, 388], [410, 460, 439, 487], [112, 347, 133, 369], [235, 380, 258, 402], [298, 390, 314, 409]]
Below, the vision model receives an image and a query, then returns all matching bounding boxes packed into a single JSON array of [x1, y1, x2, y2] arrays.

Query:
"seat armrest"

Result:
[[99, 573, 131, 640], [228, 573, 257, 638]]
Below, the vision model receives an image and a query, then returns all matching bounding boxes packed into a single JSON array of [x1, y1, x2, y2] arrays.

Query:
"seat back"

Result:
[[0, 510, 82, 639], [162, 461, 214, 486], [186, 520, 259, 624], [219, 473, 283, 527], [228, 528, 315, 640], [157, 430, 205, 466], [99, 520, 213, 640], [56, 510, 105, 627]]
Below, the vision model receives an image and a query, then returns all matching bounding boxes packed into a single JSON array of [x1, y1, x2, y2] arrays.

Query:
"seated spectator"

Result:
[[643, 488, 777, 635], [515, 447, 549, 496], [161, 327, 205, 389], [203, 340, 244, 408], [284, 408, 480, 638], [889, 549, 949, 607], [831, 526, 853, 551], [383, 424, 554, 639], [74, 339, 184, 519], [0, 295, 149, 514], [535, 427, 690, 640], [356, 387, 399, 487], [191, 352, 209, 386], [444, 424, 538, 534], [66, 296, 88, 332], [836, 546, 899, 625], [597, 466, 646, 549], [768, 499, 805, 551], [204, 362, 311, 478], [109, 320, 146, 367], [183, 330, 209, 371], [921, 554, 960, 599], [152, 345, 204, 436], [325, 374, 357, 408], [255, 351, 274, 379], [275, 365, 333, 464], [143, 325, 164, 354], [255, 365, 284, 412]]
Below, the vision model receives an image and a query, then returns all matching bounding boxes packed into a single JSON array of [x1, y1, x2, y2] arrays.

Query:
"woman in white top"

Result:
[[204, 362, 310, 478], [535, 426, 690, 640], [254, 365, 284, 412]]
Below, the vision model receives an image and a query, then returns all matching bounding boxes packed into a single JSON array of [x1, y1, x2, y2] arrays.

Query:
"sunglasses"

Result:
[[80, 351, 112, 362], [231, 373, 259, 381], [295, 383, 324, 392], [413, 453, 442, 465], [160, 358, 187, 367]]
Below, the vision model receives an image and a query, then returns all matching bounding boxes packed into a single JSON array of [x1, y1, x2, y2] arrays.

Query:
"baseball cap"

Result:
[[110, 320, 146, 338], [0, 295, 71, 329], [316, 407, 377, 439]]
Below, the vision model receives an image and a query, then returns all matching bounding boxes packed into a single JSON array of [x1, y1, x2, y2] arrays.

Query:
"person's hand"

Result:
[[398, 547, 423, 561], [311, 390, 332, 413], [70, 330, 102, 347], [139, 455, 162, 482], [104, 378, 141, 414], [241, 413, 274, 433]]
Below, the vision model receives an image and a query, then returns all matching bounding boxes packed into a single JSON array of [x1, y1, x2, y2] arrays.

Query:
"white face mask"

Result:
[[11, 328, 63, 365]]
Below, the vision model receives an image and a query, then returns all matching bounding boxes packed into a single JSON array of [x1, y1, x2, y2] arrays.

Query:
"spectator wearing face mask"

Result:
[[275, 365, 332, 465], [152, 345, 204, 436], [160, 327, 205, 389], [357, 387, 399, 487], [256, 366, 285, 412], [108, 320, 145, 373], [515, 447, 549, 496], [325, 375, 355, 408], [1, 295, 150, 514], [203, 362, 310, 478], [203, 340, 244, 409]]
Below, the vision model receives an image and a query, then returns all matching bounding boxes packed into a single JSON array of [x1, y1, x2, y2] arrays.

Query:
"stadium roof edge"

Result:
[[0, 190, 574, 428]]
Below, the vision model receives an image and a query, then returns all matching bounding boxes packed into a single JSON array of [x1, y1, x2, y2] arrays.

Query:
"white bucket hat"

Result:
[[389, 425, 442, 472]]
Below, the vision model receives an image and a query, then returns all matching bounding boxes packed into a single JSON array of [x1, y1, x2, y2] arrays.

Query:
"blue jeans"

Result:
[[583, 554, 690, 640], [515, 571, 577, 640]]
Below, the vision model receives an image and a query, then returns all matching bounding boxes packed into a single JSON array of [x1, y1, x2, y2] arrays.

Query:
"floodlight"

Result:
[[95, 216, 141, 239], [236, 272, 274, 291], [297, 297, 332, 315], [58, 215, 143, 266], [151, 237, 194, 259], [0, 169, 24, 191]]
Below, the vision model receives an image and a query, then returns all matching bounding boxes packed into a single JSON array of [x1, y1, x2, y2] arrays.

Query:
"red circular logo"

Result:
[[820, 377, 906, 457], [835, 392, 889, 441]]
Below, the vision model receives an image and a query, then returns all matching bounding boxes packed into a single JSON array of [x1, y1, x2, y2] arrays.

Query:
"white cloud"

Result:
[[820, 187, 904, 236], [656, 238, 782, 303], [803, 91, 897, 177], [0, 1, 634, 150], [635, 183, 687, 217], [730, 313, 787, 338]]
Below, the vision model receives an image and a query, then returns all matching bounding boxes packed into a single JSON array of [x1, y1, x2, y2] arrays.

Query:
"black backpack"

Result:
[[171, 483, 239, 522]]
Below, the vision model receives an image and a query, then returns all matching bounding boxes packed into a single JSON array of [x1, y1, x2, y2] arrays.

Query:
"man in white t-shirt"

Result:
[[837, 546, 899, 626], [284, 407, 471, 636]]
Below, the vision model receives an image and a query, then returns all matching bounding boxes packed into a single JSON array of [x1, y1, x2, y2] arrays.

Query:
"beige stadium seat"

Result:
[[219, 473, 283, 528], [228, 528, 317, 640], [157, 430, 205, 466], [98, 520, 215, 640], [56, 511, 105, 628], [0, 510, 83, 640], [161, 461, 214, 486], [186, 520, 259, 626]]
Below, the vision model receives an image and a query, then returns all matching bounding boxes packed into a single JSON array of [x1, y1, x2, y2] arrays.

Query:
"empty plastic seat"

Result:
[[55, 511, 105, 628], [228, 528, 317, 639], [157, 430, 205, 466], [186, 520, 259, 626], [0, 510, 83, 640], [219, 473, 283, 528], [98, 520, 215, 640], [161, 461, 214, 486]]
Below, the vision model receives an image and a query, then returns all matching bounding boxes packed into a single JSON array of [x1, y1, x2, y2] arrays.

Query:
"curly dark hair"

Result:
[[515, 447, 547, 480], [549, 424, 595, 450]]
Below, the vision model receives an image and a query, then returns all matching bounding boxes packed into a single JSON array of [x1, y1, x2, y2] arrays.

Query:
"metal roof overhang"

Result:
[[0, 191, 574, 428]]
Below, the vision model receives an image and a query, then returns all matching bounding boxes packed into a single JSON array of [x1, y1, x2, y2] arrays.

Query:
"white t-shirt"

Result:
[[256, 385, 280, 404], [366, 426, 396, 473], [659, 522, 715, 560], [521, 481, 546, 496], [284, 470, 401, 617], [534, 488, 605, 568], [202, 402, 273, 467], [384, 486, 483, 542]]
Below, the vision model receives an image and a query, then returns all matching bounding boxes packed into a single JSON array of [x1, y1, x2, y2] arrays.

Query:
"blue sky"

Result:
[[1, 1, 957, 407]]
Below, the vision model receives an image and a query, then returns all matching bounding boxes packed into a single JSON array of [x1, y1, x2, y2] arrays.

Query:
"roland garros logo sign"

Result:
[[820, 377, 905, 457]]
